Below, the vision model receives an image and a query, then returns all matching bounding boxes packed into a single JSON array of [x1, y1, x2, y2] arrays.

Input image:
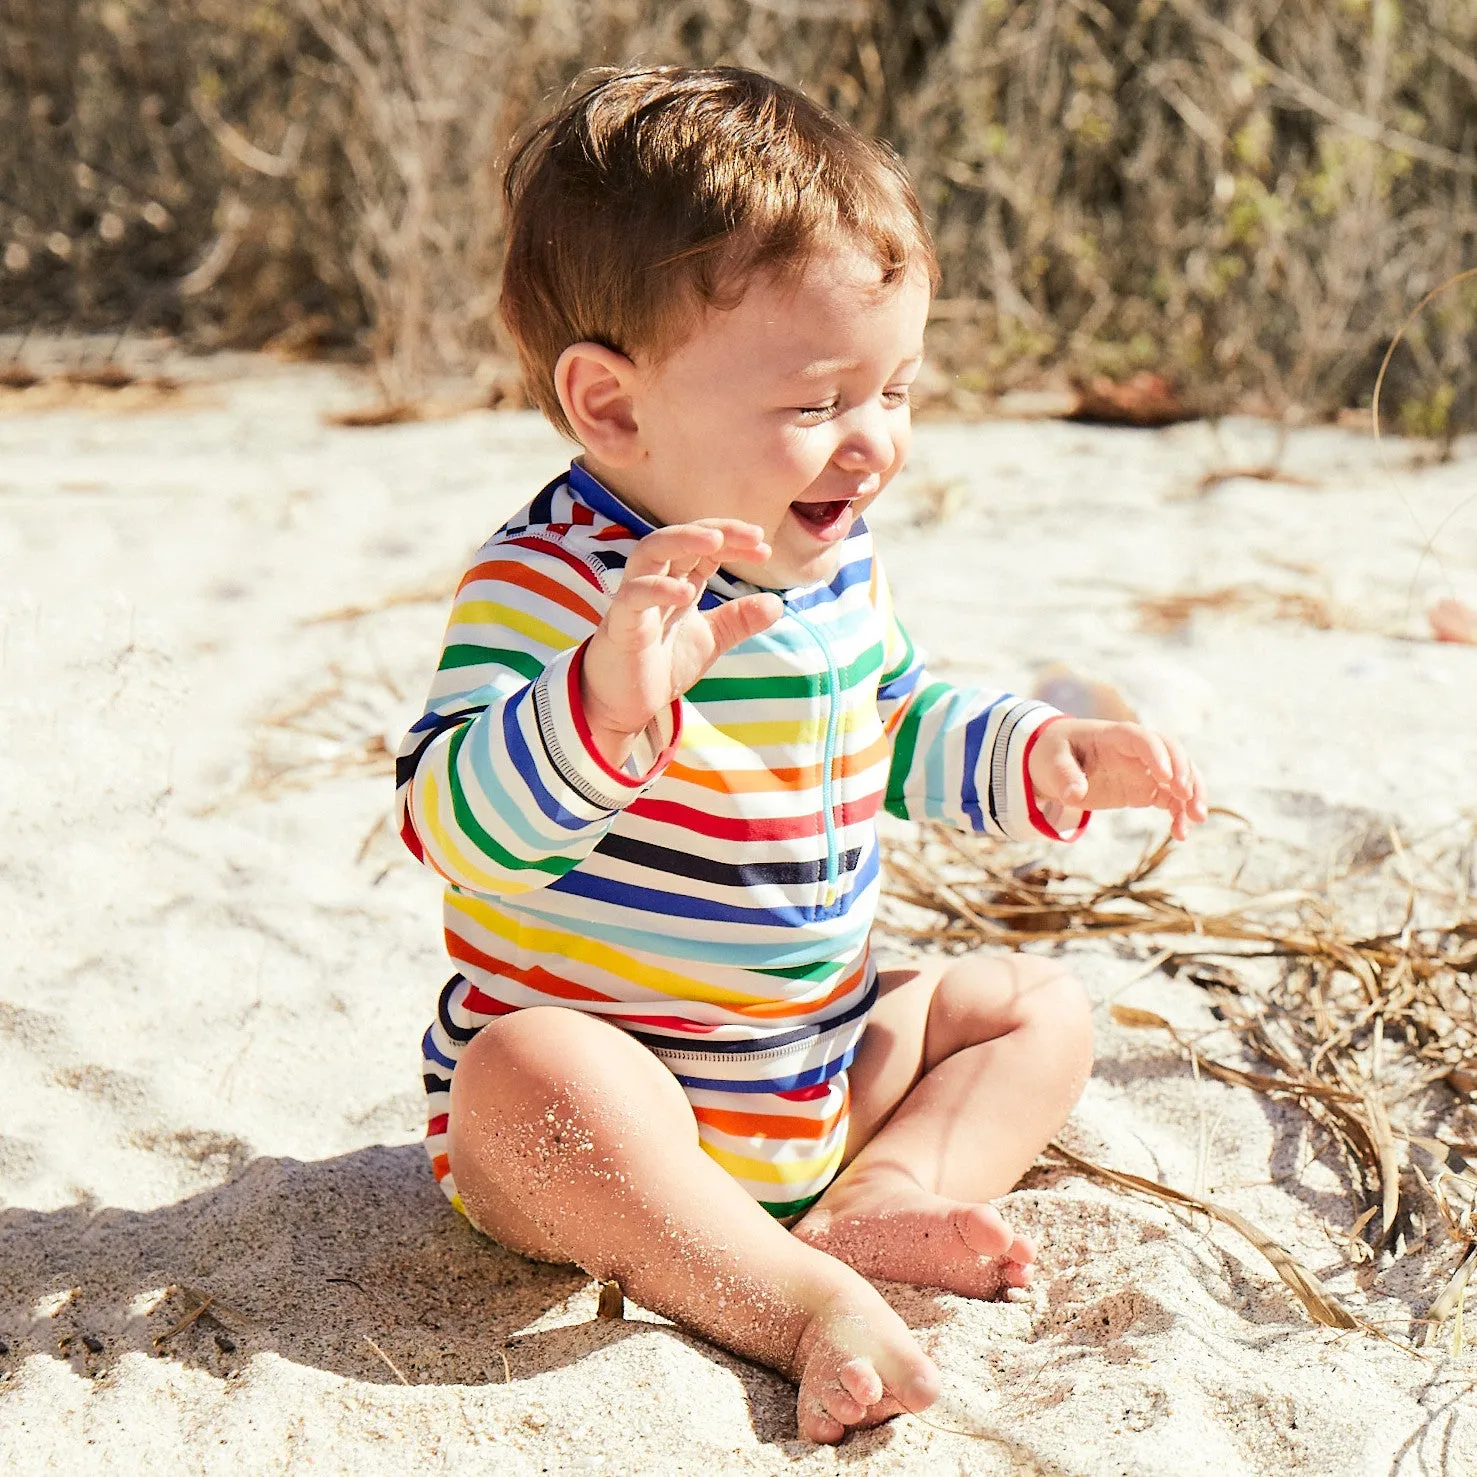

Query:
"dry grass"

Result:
[[245, 663, 402, 797], [880, 818, 1477, 1344], [1134, 583, 1347, 636], [2, 2, 1474, 425]]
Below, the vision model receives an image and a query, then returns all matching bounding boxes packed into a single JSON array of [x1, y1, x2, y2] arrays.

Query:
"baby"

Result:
[[397, 66, 1206, 1442]]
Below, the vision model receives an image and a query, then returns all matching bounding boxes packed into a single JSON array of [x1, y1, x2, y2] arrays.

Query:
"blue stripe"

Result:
[[785, 547, 872, 613], [464, 703, 589, 848], [503, 891, 874, 967], [957, 695, 1004, 830], [496, 685, 606, 830], [671, 1044, 858, 1094], [422, 1027, 456, 1071]]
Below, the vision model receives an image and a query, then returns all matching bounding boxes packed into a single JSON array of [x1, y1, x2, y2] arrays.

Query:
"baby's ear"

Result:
[[555, 343, 641, 464]]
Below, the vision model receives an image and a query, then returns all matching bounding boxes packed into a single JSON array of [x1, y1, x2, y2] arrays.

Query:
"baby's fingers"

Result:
[[627, 520, 768, 580], [1124, 725, 1174, 784], [610, 573, 701, 621]]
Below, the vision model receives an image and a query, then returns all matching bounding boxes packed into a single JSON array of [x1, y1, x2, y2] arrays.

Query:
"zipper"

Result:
[[786, 604, 840, 909]]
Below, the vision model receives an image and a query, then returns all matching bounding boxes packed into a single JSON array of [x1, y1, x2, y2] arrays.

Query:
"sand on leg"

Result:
[[794, 953, 1093, 1297], [447, 1005, 940, 1442]]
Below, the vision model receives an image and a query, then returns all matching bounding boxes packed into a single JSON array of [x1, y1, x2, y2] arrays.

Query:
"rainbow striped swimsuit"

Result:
[[399, 463, 1076, 1222]]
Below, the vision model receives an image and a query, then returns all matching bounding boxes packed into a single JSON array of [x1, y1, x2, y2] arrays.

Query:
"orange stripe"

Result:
[[732, 956, 867, 1021], [447, 933, 618, 1004], [456, 559, 601, 626], [668, 734, 888, 795], [431, 1152, 451, 1180], [693, 1106, 838, 1140]]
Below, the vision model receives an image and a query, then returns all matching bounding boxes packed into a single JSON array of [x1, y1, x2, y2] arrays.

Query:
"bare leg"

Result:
[[447, 1006, 940, 1442], [794, 954, 1093, 1297]]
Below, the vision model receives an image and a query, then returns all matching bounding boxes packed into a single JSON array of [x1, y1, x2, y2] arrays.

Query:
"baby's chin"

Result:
[[725, 545, 842, 593]]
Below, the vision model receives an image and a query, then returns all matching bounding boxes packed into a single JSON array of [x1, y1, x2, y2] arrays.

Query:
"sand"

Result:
[[2, 358, 1475, 1474]]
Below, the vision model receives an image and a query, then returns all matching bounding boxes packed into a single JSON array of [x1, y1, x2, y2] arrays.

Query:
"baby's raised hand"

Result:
[[581, 520, 783, 768], [1027, 718, 1208, 841]]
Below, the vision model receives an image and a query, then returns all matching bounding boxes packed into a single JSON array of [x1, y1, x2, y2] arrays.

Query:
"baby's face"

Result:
[[614, 242, 930, 589]]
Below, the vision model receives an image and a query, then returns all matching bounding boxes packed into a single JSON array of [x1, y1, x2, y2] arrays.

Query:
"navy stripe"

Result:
[[628, 975, 876, 1058], [596, 832, 862, 890], [397, 708, 482, 788]]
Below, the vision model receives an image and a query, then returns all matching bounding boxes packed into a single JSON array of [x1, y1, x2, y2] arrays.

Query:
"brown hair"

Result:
[[499, 66, 938, 436]]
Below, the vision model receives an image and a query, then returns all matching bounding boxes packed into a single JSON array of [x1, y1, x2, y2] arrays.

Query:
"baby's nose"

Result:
[[834, 409, 895, 473]]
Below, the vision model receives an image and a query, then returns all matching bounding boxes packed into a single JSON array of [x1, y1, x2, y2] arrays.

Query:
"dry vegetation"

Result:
[[1, 0, 1474, 427], [881, 818, 1477, 1346]]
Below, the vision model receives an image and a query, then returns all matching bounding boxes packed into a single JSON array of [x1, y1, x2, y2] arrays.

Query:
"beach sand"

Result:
[[2, 360, 1475, 1473]]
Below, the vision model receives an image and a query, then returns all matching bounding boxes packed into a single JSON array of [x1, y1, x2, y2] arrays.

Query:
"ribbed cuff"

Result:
[[531, 640, 682, 812], [1012, 710, 1090, 842]]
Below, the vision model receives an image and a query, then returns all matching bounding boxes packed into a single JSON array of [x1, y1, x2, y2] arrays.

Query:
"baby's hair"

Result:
[[499, 65, 939, 436]]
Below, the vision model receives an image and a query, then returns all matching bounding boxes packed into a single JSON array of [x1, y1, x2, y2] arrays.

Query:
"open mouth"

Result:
[[789, 498, 853, 538]]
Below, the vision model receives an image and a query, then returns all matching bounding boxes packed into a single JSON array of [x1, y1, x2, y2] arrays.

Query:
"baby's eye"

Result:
[[883, 386, 912, 408], [796, 401, 840, 422]]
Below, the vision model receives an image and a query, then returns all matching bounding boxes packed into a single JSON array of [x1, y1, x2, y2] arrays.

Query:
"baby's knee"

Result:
[[935, 955, 1093, 1067], [1031, 965, 1094, 1075], [450, 1006, 690, 1133]]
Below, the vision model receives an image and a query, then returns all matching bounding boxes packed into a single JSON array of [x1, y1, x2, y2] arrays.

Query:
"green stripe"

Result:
[[878, 623, 915, 687], [445, 724, 574, 877], [687, 642, 881, 703], [884, 679, 952, 820], [751, 957, 845, 983], [760, 1190, 825, 1222], [439, 644, 542, 679]]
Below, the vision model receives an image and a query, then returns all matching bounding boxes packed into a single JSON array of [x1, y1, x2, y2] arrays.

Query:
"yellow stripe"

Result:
[[681, 704, 875, 752], [699, 1137, 846, 1187], [422, 769, 535, 897], [448, 891, 783, 1009], [449, 600, 577, 652]]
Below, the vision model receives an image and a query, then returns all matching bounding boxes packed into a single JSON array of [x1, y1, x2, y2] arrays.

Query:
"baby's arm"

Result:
[[397, 520, 780, 893], [395, 538, 668, 895], [873, 557, 1204, 841]]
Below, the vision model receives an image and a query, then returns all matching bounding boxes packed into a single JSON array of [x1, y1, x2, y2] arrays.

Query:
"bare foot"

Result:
[[791, 1279, 941, 1444], [793, 1167, 1035, 1300]]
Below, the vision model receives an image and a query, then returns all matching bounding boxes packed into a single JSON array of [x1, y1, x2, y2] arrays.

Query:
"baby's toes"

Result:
[[822, 1386, 869, 1427], [953, 1203, 1015, 1259], [1002, 1257, 1034, 1289], [839, 1357, 883, 1409], [1007, 1231, 1036, 1266], [798, 1399, 847, 1445]]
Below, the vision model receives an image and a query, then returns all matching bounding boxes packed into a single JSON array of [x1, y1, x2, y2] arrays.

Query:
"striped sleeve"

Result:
[[871, 557, 1085, 843], [395, 536, 682, 894]]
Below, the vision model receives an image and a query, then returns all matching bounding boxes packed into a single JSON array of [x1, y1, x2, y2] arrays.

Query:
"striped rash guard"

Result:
[[399, 462, 1085, 1221]]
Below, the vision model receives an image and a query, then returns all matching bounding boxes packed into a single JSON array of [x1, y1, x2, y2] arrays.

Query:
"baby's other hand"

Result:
[[1027, 717, 1208, 841]]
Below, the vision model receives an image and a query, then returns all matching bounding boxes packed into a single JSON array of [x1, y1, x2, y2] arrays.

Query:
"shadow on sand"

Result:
[[0, 1143, 811, 1442]]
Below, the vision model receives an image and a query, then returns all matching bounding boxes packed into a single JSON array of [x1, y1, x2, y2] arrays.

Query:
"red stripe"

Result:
[[399, 811, 425, 861], [628, 796, 821, 840], [626, 794, 880, 841], [565, 643, 683, 792], [502, 534, 605, 592], [775, 1083, 833, 1102], [427, 1113, 449, 1136], [615, 1014, 718, 1033], [462, 983, 519, 1016]]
